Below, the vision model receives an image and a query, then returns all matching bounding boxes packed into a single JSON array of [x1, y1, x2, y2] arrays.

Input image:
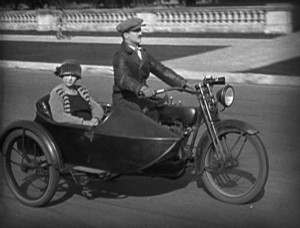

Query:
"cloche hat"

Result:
[[54, 59, 82, 78]]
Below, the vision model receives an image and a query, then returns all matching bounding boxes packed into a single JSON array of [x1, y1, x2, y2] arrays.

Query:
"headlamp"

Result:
[[216, 85, 235, 107]]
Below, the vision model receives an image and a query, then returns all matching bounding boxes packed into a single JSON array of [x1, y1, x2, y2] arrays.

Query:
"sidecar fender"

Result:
[[195, 119, 259, 175], [0, 120, 63, 169]]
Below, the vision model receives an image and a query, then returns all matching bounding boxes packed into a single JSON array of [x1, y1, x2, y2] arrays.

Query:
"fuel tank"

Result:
[[158, 105, 198, 125]]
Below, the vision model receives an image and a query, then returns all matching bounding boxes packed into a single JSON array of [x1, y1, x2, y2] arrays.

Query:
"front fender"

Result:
[[0, 120, 63, 170], [195, 119, 259, 175], [215, 119, 259, 135]]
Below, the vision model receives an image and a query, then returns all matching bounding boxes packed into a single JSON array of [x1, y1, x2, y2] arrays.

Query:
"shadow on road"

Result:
[[241, 56, 300, 76], [47, 169, 199, 207]]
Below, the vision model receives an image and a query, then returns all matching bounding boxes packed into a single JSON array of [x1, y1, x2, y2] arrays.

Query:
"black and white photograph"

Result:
[[0, 0, 300, 227]]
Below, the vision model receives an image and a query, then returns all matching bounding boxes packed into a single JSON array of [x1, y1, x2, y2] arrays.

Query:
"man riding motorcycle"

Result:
[[112, 17, 193, 121]]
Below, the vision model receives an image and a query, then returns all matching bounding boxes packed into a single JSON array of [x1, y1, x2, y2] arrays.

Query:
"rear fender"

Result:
[[0, 120, 63, 169], [195, 119, 259, 175]]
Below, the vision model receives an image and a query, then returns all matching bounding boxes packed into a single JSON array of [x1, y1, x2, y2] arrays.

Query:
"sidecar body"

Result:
[[0, 95, 188, 207], [1, 95, 184, 176]]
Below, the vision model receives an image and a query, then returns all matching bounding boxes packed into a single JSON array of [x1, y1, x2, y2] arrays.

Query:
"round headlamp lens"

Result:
[[217, 85, 235, 107], [224, 86, 234, 107]]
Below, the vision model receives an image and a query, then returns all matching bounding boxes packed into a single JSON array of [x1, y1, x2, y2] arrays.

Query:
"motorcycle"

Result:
[[0, 76, 269, 206]]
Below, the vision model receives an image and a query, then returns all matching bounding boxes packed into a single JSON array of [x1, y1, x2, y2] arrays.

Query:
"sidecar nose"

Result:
[[89, 106, 181, 173], [99, 105, 180, 140]]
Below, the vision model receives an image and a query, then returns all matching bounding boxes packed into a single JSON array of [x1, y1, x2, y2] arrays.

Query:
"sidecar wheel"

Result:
[[198, 127, 269, 204], [1, 129, 59, 207]]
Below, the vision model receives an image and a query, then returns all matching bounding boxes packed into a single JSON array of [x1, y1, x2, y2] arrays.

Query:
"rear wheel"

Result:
[[1, 129, 59, 207], [199, 127, 269, 204]]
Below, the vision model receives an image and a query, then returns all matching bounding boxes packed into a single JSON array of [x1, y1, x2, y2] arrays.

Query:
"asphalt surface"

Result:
[[0, 31, 300, 86], [0, 31, 300, 227], [0, 40, 224, 65], [0, 68, 300, 228]]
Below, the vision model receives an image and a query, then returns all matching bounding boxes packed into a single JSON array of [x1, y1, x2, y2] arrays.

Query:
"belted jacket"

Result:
[[112, 41, 187, 108]]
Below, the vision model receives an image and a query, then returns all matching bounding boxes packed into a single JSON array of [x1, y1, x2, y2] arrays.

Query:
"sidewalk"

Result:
[[1, 31, 300, 86]]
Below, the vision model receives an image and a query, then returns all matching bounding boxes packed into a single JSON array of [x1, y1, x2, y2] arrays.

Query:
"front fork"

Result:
[[197, 86, 227, 162]]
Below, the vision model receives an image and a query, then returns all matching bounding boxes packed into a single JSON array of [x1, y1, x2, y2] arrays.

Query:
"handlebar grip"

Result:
[[214, 77, 225, 85], [205, 77, 225, 85], [155, 89, 166, 95], [139, 89, 163, 97]]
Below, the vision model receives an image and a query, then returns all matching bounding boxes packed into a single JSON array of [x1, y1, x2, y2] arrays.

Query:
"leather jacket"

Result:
[[112, 41, 187, 109]]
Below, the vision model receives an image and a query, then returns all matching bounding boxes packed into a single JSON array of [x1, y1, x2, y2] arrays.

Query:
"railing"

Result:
[[150, 7, 267, 33], [66, 11, 136, 24], [0, 4, 298, 34], [154, 9, 265, 24], [0, 10, 37, 30]]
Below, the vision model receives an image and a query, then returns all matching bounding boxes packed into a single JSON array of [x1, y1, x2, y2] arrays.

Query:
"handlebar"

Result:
[[203, 77, 225, 85], [140, 76, 226, 97], [155, 87, 196, 95], [139, 87, 196, 97]]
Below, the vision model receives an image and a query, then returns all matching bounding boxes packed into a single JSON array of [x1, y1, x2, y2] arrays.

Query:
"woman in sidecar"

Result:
[[49, 59, 104, 126]]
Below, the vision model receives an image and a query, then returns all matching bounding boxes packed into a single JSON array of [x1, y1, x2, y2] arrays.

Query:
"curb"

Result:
[[0, 34, 263, 46], [1, 60, 300, 87]]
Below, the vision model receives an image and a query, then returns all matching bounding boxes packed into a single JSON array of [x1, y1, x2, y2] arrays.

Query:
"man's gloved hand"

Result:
[[140, 86, 155, 98]]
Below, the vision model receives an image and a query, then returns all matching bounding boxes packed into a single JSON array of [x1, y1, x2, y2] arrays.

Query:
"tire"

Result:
[[199, 126, 269, 204], [1, 129, 59, 207]]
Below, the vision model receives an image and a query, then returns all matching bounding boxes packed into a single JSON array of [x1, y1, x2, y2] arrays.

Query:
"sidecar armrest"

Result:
[[36, 94, 53, 120]]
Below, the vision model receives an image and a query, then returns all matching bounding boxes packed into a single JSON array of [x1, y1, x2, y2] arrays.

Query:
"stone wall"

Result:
[[0, 3, 298, 34]]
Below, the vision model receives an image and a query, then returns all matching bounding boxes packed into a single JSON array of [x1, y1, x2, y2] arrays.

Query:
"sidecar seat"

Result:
[[36, 95, 113, 122], [36, 94, 53, 120]]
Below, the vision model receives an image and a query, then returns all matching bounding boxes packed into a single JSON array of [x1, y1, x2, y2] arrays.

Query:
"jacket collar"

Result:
[[121, 41, 143, 52], [121, 41, 134, 54], [121, 41, 145, 67]]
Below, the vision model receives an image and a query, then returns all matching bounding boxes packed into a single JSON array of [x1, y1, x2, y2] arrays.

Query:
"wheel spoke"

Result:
[[221, 133, 248, 160], [221, 135, 230, 157], [234, 136, 247, 160], [12, 146, 23, 157], [226, 133, 242, 155], [33, 142, 37, 159], [23, 175, 49, 188], [8, 158, 23, 167], [214, 173, 238, 188]]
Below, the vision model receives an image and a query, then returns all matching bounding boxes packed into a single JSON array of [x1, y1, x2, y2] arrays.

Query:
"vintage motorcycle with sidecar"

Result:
[[0, 76, 269, 207]]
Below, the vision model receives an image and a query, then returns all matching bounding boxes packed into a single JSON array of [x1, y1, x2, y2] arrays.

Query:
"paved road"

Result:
[[1, 31, 300, 86], [0, 40, 224, 65], [1, 68, 300, 228], [1, 30, 300, 227]]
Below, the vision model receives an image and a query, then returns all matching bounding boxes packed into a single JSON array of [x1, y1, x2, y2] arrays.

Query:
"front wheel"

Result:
[[1, 128, 59, 207], [198, 126, 269, 204]]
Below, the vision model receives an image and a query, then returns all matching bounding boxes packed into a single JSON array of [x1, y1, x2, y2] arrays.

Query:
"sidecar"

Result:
[[0, 95, 185, 206]]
